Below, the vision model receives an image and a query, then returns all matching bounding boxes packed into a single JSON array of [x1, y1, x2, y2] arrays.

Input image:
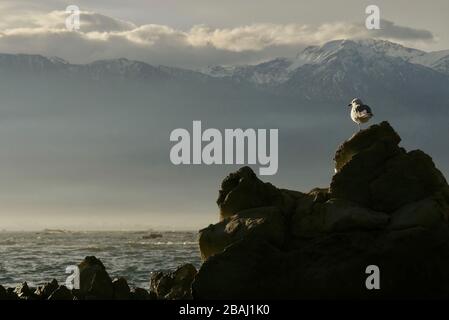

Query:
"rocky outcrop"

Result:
[[193, 121, 449, 299], [217, 166, 296, 220], [149, 263, 197, 300], [199, 206, 285, 260], [78, 256, 114, 300]]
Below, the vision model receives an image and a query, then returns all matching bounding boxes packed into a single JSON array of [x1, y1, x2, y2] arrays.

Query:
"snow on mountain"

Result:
[[204, 39, 449, 85]]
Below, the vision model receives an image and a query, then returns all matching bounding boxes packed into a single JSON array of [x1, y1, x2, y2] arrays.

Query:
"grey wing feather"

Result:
[[356, 104, 373, 114]]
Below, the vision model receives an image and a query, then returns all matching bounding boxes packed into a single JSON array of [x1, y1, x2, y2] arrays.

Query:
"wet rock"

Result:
[[78, 256, 113, 299], [150, 263, 197, 299], [217, 166, 295, 219], [199, 206, 285, 260], [14, 282, 37, 300], [48, 285, 73, 300], [34, 279, 59, 300], [112, 277, 131, 300]]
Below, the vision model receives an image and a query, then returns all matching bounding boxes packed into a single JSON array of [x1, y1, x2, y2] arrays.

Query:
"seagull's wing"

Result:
[[355, 104, 373, 115]]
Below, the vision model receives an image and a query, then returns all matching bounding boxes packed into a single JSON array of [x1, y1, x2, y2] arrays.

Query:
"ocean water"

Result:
[[0, 230, 201, 289]]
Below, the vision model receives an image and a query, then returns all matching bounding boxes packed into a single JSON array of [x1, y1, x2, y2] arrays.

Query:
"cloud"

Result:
[[0, 9, 436, 68]]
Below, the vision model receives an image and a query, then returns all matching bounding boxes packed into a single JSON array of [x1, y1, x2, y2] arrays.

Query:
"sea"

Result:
[[0, 230, 201, 289]]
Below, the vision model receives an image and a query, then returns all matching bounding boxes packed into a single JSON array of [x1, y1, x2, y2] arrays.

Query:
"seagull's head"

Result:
[[348, 97, 363, 107]]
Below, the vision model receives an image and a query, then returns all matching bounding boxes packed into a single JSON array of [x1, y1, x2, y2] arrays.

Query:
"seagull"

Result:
[[348, 98, 373, 131]]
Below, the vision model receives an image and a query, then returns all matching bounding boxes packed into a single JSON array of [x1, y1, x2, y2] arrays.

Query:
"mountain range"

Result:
[[1, 38, 449, 105]]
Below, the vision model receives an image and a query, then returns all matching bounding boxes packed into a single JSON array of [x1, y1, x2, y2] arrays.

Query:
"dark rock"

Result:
[[112, 277, 131, 300], [330, 121, 449, 212], [217, 166, 295, 219], [292, 198, 389, 238], [389, 197, 447, 230], [194, 122, 449, 299], [199, 206, 285, 260], [78, 256, 113, 299], [14, 282, 37, 300], [150, 263, 197, 299], [130, 287, 155, 300], [34, 279, 59, 299], [48, 285, 73, 300]]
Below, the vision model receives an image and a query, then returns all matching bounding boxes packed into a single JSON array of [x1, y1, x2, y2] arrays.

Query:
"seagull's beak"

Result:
[[348, 103, 352, 107]]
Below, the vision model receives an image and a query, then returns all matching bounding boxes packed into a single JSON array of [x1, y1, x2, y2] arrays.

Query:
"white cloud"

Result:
[[0, 9, 436, 68]]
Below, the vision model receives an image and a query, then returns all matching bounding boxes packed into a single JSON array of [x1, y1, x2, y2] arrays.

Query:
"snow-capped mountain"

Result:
[[204, 39, 449, 84], [1, 39, 448, 105]]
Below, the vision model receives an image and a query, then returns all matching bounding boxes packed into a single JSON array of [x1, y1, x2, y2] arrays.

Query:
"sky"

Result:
[[0, 1, 448, 231], [0, 0, 448, 68]]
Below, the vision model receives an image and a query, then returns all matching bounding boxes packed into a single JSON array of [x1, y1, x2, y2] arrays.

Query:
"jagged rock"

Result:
[[330, 121, 449, 212], [194, 122, 449, 299], [112, 277, 131, 300], [292, 198, 389, 237], [34, 279, 59, 299], [369, 150, 449, 212], [389, 197, 447, 230], [0, 286, 18, 300], [199, 206, 285, 260], [14, 282, 37, 300], [193, 228, 449, 299], [334, 121, 401, 172], [78, 256, 113, 300], [130, 287, 156, 300], [150, 264, 197, 299], [48, 285, 73, 300], [217, 166, 295, 219]]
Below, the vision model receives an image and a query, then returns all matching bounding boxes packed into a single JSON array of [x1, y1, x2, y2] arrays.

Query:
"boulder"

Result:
[[150, 263, 197, 299], [331, 121, 449, 212], [292, 198, 389, 237], [334, 121, 401, 172], [199, 206, 285, 260], [112, 277, 131, 300], [194, 122, 449, 299], [34, 279, 59, 299], [389, 197, 447, 230], [369, 150, 449, 212], [217, 166, 295, 219], [78, 256, 113, 299], [130, 287, 156, 300], [48, 285, 73, 300], [14, 282, 36, 300]]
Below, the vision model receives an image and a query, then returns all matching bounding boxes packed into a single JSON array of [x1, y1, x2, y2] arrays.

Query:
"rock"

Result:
[[0, 286, 18, 300], [112, 277, 131, 300], [199, 206, 285, 260], [334, 121, 401, 172], [369, 150, 449, 212], [292, 198, 389, 237], [48, 285, 73, 300], [330, 121, 449, 212], [130, 287, 155, 300], [78, 256, 113, 299], [14, 282, 37, 300], [389, 197, 447, 230], [34, 279, 59, 299], [193, 121, 449, 299], [217, 166, 295, 219], [150, 263, 197, 299]]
